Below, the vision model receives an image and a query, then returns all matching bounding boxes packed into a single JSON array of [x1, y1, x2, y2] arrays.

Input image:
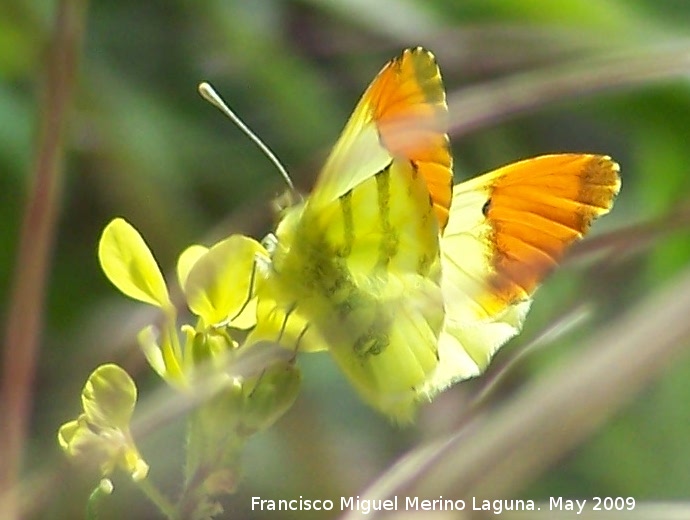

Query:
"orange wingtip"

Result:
[[481, 154, 621, 310], [365, 47, 453, 230]]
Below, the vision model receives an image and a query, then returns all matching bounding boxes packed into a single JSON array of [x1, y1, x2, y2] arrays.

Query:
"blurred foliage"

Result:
[[2, 0, 690, 518]]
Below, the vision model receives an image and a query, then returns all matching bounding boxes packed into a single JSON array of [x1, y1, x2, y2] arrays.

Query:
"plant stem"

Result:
[[135, 478, 178, 520], [449, 42, 690, 137], [0, 0, 87, 517]]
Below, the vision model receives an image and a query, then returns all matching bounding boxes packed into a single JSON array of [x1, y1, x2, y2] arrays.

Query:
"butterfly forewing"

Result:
[[459, 154, 620, 315], [310, 47, 452, 230]]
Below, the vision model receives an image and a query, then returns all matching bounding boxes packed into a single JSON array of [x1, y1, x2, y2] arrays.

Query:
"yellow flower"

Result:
[[98, 218, 266, 387], [58, 364, 148, 481], [178, 236, 265, 330]]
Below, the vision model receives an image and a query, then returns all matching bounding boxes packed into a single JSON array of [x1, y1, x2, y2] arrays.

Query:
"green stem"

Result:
[[85, 480, 113, 520], [135, 478, 178, 520]]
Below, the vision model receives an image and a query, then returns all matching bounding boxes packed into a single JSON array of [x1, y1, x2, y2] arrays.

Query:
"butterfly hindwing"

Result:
[[310, 47, 452, 229]]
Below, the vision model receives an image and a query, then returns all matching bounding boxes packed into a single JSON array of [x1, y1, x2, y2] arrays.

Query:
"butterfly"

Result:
[[249, 47, 620, 421]]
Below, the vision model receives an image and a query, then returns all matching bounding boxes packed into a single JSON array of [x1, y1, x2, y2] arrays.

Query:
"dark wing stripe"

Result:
[[375, 168, 399, 270], [339, 191, 354, 258]]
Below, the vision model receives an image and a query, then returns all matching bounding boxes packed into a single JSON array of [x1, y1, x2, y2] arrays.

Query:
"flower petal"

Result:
[[57, 420, 79, 451], [137, 326, 167, 380], [228, 298, 257, 330], [99, 218, 171, 308], [177, 244, 208, 289], [81, 364, 137, 429], [184, 235, 264, 325]]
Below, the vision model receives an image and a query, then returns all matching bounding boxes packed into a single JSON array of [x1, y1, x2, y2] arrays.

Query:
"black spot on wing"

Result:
[[353, 313, 391, 358], [410, 160, 419, 180], [482, 198, 492, 216]]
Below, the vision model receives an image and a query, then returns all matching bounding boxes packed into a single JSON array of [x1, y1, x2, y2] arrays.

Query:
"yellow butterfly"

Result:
[[249, 47, 620, 421]]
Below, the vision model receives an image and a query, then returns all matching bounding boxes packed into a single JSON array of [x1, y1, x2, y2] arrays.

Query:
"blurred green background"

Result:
[[3, 0, 690, 518]]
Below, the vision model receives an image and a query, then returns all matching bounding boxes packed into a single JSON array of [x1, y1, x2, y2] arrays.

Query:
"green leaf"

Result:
[[239, 361, 301, 435], [98, 218, 171, 308], [183, 235, 264, 325]]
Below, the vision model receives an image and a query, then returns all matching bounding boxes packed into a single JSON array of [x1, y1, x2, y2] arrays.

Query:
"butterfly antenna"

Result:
[[198, 82, 296, 193]]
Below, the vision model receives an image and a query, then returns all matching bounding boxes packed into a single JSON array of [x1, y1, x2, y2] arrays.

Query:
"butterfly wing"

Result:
[[252, 48, 453, 420], [308, 47, 452, 230], [254, 162, 446, 421], [302, 159, 446, 420], [422, 154, 621, 395]]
